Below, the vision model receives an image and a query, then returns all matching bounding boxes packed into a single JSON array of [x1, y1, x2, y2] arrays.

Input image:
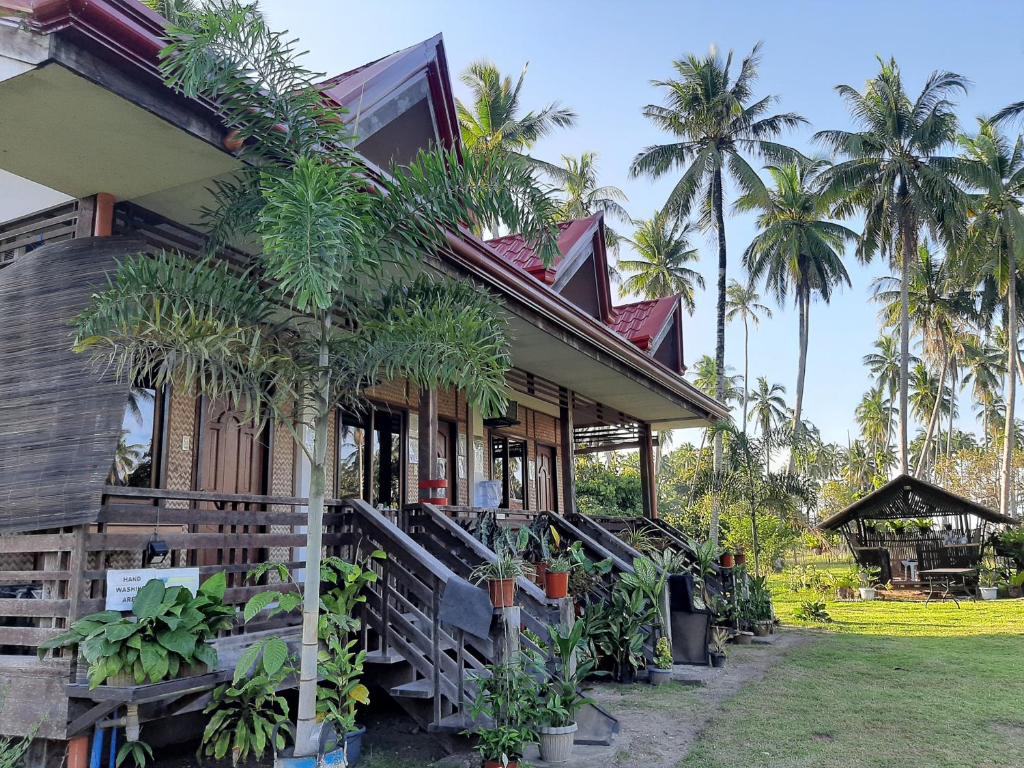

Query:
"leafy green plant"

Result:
[[620, 555, 669, 631], [468, 653, 542, 762], [115, 741, 153, 768], [316, 639, 369, 736], [829, 568, 860, 595], [888, 519, 909, 535], [979, 568, 1002, 588], [583, 579, 658, 681], [654, 636, 673, 671], [913, 518, 934, 534], [545, 554, 574, 574], [563, 541, 614, 600], [38, 573, 231, 688], [794, 600, 831, 622], [470, 527, 534, 583], [858, 566, 882, 588], [708, 626, 730, 656], [537, 619, 597, 728]]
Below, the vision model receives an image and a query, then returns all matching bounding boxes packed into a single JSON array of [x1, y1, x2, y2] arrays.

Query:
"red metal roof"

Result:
[[609, 297, 678, 350], [487, 215, 600, 284]]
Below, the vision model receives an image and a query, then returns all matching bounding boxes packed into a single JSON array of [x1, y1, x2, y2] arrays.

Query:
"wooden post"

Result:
[[559, 388, 577, 517], [93, 193, 115, 237], [418, 389, 442, 503], [638, 422, 658, 519], [496, 605, 521, 664], [557, 597, 576, 676]]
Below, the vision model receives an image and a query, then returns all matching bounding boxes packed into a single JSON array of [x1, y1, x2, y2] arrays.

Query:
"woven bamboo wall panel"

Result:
[[0, 237, 141, 533]]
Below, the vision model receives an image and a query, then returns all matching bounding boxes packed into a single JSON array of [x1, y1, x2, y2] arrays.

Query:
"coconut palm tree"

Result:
[[963, 334, 1005, 446], [950, 120, 1024, 515], [863, 335, 918, 443], [724, 281, 772, 435], [690, 354, 742, 404], [816, 58, 968, 475], [747, 377, 788, 462], [856, 385, 894, 458], [456, 60, 576, 163], [629, 43, 804, 479], [872, 243, 975, 473], [739, 159, 857, 470], [539, 152, 630, 252], [619, 211, 705, 312]]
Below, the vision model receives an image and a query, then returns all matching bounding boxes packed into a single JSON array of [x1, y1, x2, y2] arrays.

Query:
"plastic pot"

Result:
[[484, 762, 519, 768], [719, 553, 735, 569], [859, 587, 876, 601], [709, 652, 726, 668], [735, 552, 747, 566], [487, 578, 517, 609], [533, 561, 547, 587], [733, 631, 753, 645], [648, 667, 672, 686], [753, 622, 771, 637], [538, 723, 577, 763], [544, 571, 569, 599], [979, 586, 998, 601]]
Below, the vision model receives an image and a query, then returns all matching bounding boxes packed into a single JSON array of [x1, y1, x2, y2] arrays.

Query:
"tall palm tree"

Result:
[[872, 243, 975, 473], [963, 334, 1005, 446], [739, 159, 857, 470], [619, 211, 705, 312], [856, 385, 894, 458], [456, 60, 576, 162], [951, 120, 1024, 515], [816, 58, 968, 475], [629, 43, 804, 479], [690, 354, 742, 404], [539, 152, 630, 252], [863, 335, 918, 443], [725, 281, 772, 435]]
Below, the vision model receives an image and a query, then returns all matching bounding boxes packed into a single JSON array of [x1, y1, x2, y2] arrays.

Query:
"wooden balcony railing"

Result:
[[0, 201, 84, 269]]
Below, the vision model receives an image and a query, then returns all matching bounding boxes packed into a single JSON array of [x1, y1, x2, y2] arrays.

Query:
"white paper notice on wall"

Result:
[[106, 568, 201, 611]]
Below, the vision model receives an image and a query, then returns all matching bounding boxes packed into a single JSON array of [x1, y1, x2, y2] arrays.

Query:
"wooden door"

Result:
[[537, 445, 556, 512], [437, 421, 456, 505], [196, 398, 267, 568]]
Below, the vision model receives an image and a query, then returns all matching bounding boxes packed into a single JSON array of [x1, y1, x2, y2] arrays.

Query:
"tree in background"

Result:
[[74, 4, 562, 755], [739, 159, 857, 470], [725, 280, 772, 435], [629, 42, 804, 502], [574, 453, 643, 517], [619, 210, 705, 312], [748, 377, 788, 463], [539, 151, 631, 252], [816, 58, 968, 475]]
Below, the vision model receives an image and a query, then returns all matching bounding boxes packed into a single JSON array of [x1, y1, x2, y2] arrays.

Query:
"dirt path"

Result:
[[585, 630, 811, 768]]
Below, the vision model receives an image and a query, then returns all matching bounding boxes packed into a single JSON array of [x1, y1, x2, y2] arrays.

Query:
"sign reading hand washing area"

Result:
[[106, 568, 201, 611]]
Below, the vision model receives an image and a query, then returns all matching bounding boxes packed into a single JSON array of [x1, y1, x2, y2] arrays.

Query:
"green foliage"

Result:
[[581, 576, 659, 680], [115, 741, 154, 768], [793, 600, 831, 622], [469, 653, 543, 761], [562, 541, 614, 600], [575, 453, 643, 517], [654, 636, 673, 671], [201, 661, 292, 766], [38, 573, 232, 688], [470, 526, 533, 583], [316, 639, 369, 736], [538, 620, 596, 727]]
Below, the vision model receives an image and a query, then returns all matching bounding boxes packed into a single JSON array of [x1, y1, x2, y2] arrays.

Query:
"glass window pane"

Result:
[[508, 440, 525, 503], [338, 423, 365, 498], [109, 387, 157, 488]]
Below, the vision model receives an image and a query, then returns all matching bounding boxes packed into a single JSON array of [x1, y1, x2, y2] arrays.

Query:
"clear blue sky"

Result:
[[262, 0, 1024, 446]]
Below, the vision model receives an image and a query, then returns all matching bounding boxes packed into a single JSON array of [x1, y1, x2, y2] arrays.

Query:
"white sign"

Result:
[[106, 568, 201, 612]]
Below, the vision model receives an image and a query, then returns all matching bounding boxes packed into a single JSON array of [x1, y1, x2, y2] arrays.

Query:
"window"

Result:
[[337, 407, 405, 509], [491, 436, 527, 508], [109, 386, 163, 488], [337, 419, 366, 499]]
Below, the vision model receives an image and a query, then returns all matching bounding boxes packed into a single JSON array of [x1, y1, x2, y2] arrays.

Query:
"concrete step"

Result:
[[364, 650, 406, 665], [390, 678, 435, 699]]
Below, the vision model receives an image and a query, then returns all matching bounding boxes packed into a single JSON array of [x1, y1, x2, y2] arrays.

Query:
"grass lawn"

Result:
[[679, 569, 1024, 768]]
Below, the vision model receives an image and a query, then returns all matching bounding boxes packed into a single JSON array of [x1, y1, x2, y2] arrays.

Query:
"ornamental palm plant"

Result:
[[629, 43, 804, 478], [724, 280, 772, 434], [815, 58, 968, 475], [738, 159, 857, 470], [948, 121, 1024, 515], [619, 210, 705, 312], [73, 4, 561, 757]]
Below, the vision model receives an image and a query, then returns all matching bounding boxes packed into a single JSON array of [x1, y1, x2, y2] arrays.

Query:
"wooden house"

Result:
[[0, 1, 727, 761]]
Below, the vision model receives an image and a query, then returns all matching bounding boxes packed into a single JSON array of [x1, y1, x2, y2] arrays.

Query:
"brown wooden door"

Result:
[[196, 398, 267, 568], [537, 445, 556, 512]]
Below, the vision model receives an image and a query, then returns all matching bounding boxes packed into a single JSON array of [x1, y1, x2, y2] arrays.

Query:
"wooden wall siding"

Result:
[[0, 201, 84, 270], [0, 237, 143, 533]]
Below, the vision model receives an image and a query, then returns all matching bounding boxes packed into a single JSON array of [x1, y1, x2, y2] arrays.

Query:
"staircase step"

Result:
[[390, 679, 435, 699], [428, 711, 492, 734], [364, 651, 406, 665], [396, 612, 456, 651]]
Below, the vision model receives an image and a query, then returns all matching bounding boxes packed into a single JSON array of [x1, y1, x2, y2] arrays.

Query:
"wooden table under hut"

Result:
[[817, 474, 1019, 595]]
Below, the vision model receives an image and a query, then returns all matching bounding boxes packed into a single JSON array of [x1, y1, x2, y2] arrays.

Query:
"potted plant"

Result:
[[978, 568, 1000, 601], [544, 554, 573, 600], [734, 549, 747, 567], [585, 580, 658, 683], [38, 574, 230, 688], [471, 528, 533, 609], [648, 636, 673, 686], [746, 576, 774, 636], [708, 627, 728, 668], [913, 518, 934, 535], [719, 548, 735, 569], [468, 653, 541, 768], [858, 566, 881, 600], [831, 569, 859, 600], [526, 519, 558, 587], [536, 621, 594, 762], [888, 519, 908, 535]]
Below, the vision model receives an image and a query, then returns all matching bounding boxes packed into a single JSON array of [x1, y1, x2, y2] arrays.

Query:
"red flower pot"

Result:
[[487, 578, 517, 609], [533, 561, 548, 587], [544, 571, 569, 600], [735, 552, 746, 566], [720, 553, 735, 569]]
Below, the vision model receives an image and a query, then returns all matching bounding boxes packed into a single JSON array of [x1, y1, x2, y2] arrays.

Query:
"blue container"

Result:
[[275, 727, 366, 768]]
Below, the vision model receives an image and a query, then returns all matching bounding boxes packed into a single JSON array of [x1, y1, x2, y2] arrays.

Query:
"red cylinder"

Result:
[[419, 478, 448, 505]]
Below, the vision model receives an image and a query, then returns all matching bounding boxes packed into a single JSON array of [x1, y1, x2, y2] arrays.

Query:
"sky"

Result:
[[253, 0, 1024, 447]]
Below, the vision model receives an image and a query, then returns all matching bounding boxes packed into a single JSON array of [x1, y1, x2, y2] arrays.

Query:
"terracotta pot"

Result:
[[487, 578, 517, 609], [484, 762, 519, 768], [720, 553, 735, 569], [545, 571, 569, 599], [735, 552, 747, 566], [533, 561, 548, 587]]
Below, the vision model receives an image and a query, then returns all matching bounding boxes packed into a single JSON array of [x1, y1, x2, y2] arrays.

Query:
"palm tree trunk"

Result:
[[710, 167, 728, 546], [946, 363, 957, 458], [294, 316, 331, 757], [1001, 246, 1017, 518], [789, 290, 809, 474], [742, 316, 750, 436], [915, 352, 948, 477], [898, 222, 914, 476]]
